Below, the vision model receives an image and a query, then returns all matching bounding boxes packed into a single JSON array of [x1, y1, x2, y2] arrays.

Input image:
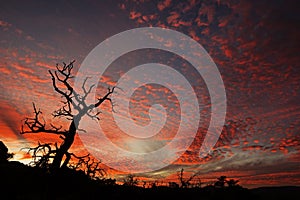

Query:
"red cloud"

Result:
[[157, 0, 172, 11]]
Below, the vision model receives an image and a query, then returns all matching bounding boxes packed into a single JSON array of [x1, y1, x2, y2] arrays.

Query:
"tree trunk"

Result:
[[52, 119, 77, 169]]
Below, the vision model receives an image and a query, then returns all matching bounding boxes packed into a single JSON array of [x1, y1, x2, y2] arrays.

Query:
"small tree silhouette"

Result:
[[226, 178, 240, 188], [20, 60, 115, 171], [177, 168, 200, 188], [214, 176, 240, 188], [123, 174, 139, 187], [168, 181, 179, 188], [214, 176, 227, 188]]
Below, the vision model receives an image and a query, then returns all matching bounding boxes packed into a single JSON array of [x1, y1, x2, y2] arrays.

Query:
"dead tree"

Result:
[[21, 60, 115, 170], [177, 168, 199, 188]]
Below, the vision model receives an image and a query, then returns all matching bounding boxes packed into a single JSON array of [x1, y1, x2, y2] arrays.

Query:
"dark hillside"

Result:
[[1, 161, 299, 200]]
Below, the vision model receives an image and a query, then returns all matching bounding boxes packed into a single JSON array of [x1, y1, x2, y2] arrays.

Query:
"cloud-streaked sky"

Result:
[[0, 0, 299, 188]]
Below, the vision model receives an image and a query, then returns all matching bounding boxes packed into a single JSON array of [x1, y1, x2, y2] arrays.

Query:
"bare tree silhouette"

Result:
[[20, 60, 115, 171], [177, 168, 200, 188]]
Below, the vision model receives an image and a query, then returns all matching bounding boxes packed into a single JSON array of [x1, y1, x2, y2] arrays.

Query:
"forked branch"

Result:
[[20, 103, 68, 135], [94, 87, 116, 109]]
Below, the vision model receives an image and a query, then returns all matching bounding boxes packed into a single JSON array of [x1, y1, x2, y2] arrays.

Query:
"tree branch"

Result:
[[20, 103, 68, 135], [94, 87, 116, 108], [48, 60, 81, 113]]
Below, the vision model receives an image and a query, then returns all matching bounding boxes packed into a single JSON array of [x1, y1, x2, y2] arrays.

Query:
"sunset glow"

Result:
[[0, 0, 299, 188]]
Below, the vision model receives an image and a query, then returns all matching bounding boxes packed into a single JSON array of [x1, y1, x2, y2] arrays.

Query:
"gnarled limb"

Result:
[[94, 86, 115, 108], [21, 103, 68, 135], [67, 152, 106, 179], [22, 142, 57, 168]]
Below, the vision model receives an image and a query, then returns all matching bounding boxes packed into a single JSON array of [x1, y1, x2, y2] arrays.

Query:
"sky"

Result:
[[0, 0, 299, 188]]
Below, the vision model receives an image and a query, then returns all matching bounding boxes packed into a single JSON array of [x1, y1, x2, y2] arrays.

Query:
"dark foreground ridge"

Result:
[[1, 161, 299, 200]]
